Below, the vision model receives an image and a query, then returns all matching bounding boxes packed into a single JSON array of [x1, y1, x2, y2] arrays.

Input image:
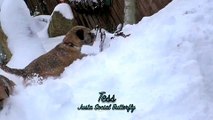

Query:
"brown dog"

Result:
[[0, 75, 15, 110], [0, 26, 95, 84]]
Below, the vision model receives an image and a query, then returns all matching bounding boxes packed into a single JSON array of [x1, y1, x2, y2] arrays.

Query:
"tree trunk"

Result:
[[124, 0, 136, 25]]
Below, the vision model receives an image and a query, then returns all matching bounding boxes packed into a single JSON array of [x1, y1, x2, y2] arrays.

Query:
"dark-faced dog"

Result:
[[0, 26, 95, 85], [0, 75, 15, 110]]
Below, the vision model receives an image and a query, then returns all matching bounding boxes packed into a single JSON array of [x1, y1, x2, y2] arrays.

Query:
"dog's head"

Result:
[[0, 75, 15, 110], [63, 26, 96, 48]]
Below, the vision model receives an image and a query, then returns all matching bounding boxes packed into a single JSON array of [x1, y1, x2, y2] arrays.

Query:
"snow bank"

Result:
[[1, 0, 213, 120], [1, 0, 33, 38], [31, 15, 51, 34], [0, 0, 4, 9], [0, 0, 45, 69]]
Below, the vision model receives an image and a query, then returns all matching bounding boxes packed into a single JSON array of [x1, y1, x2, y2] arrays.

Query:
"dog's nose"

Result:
[[91, 33, 96, 40], [0, 99, 3, 110]]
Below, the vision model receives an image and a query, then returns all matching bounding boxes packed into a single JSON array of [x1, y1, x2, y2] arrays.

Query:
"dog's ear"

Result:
[[76, 29, 84, 40]]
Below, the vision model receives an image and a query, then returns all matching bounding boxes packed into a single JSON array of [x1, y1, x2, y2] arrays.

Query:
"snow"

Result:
[[0, 0, 45, 68], [32, 15, 50, 34], [1, 0, 33, 38], [0, 0, 213, 120], [52, 3, 74, 20], [0, 0, 4, 8]]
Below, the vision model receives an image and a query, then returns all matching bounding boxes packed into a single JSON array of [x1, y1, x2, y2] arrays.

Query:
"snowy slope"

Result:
[[1, 0, 213, 120]]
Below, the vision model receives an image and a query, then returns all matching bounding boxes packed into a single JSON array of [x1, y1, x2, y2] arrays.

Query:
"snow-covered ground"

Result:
[[1, 0, 213, 120]]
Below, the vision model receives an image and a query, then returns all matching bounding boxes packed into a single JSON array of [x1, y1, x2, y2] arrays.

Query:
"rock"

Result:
[[48, 11, 77, 37], [0, 26, 12, 65]]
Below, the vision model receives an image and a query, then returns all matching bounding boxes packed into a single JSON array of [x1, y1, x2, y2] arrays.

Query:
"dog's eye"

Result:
[[76, 29, 84, 40]]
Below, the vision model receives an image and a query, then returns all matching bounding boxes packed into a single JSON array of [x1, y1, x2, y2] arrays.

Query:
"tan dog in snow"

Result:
[[0, 26, 96, 85]]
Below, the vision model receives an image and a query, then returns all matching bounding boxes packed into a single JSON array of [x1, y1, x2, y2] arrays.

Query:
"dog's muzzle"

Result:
[[91, 32, 96, 40], [84, 32, 96, 45], [0, 99, 4, 110]]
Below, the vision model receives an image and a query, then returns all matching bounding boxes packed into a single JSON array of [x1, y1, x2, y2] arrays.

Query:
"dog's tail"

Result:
[[0, 64, 25, 77]]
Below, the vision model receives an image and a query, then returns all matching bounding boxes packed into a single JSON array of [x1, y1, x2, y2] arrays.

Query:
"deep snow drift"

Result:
[[0, 0, 213, 120]]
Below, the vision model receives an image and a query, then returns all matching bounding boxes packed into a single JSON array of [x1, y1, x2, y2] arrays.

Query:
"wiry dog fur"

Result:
[[0, 26, 95, 84], [0, 75, 15, 110]]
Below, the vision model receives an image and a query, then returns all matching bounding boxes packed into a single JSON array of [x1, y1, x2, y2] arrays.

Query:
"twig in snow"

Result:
[[111, 23, 131, 39]]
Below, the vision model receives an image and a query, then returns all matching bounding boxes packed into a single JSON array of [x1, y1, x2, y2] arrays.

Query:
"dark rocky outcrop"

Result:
[[0, 27, 12, 65], [48, 11, 77, 37]]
